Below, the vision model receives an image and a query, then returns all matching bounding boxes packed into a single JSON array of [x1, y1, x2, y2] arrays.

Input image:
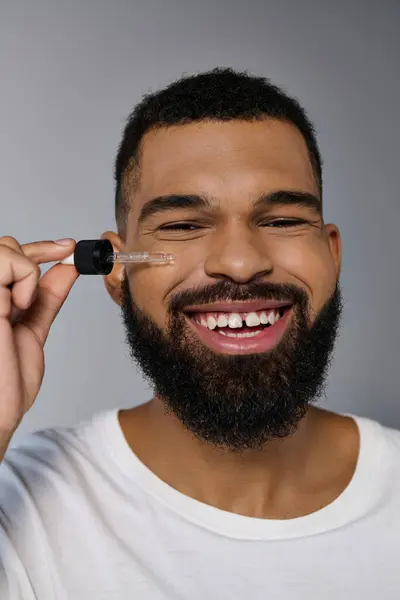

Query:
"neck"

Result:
[[118, 398, 358, 519]]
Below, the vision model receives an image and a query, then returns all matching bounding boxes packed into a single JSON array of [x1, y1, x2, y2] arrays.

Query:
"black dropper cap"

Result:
[[74, 239, 114, 275]]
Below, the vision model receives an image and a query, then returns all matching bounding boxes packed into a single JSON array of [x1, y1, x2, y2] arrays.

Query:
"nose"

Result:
[[204, 225, 273, 283]]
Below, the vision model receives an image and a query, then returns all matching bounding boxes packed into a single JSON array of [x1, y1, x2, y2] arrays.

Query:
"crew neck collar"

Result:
[[92, 409, 388, 540]]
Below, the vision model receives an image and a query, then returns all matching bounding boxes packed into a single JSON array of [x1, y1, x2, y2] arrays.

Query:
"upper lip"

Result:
[[184, 300, 293, 313]]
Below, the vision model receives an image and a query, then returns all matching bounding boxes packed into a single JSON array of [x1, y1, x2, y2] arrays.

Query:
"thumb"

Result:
[[19, 263, 79, 347]]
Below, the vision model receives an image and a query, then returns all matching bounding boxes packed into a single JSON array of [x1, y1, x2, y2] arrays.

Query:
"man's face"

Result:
[[116, 119, 342, 451]]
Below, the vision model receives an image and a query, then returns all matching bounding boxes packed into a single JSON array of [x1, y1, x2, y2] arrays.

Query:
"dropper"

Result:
[[105, 251, 173, 265], [60, 239, 174, 275]]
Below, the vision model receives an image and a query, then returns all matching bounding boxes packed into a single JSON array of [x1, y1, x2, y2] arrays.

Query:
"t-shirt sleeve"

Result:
[[0, 431, 67, 599], [0, 524, 37, 599]]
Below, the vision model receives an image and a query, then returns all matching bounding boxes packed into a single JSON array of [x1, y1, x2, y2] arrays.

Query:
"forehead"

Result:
[[132, 119, 319, 203]]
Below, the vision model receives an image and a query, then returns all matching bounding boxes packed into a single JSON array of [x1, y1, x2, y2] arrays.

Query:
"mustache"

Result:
[[168, 281, 309, 313]]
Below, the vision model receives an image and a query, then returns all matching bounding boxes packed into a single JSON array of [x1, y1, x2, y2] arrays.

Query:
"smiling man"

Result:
[[1, 68, 400, 598]]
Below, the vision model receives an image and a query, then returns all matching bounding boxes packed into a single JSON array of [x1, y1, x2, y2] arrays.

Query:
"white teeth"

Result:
[[228, 313, 243, 329], [196, 308, 283, 331], [217, 314, 229, 328], [219, 330, 262, 338], [245, 312, 261, 327], [206, 316, 217, 330]]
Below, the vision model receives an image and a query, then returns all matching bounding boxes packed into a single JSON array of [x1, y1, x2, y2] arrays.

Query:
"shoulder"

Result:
[[353, 412, 400, 447], [349, 412, 400, 486], [374, 417, 400, 452], [0, 410, 117, 513]]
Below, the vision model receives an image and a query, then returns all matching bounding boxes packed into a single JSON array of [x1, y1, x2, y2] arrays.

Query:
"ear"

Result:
[[324, 224, 342, 279], [101, 231, 125, 306]]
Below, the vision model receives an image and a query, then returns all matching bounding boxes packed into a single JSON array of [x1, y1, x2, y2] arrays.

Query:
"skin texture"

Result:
[[0, 238, 78, 461], [102, 119, 359, 519]]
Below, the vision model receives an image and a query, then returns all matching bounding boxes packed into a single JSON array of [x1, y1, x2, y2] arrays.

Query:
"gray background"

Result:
[[1, 0, 399, 443]]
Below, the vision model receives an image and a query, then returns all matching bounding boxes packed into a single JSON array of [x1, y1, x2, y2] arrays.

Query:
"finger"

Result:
[[0, 237, 76, 264], [19, 262, 79, 346], [0, 317, 24, 432], [0, 236, 23, 252], [0, 246, 40, 312], [22, 239, 76, 264], [0, 286, 13, 320]]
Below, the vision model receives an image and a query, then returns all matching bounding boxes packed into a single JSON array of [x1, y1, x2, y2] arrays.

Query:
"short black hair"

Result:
[[114, 67, 322, 229]]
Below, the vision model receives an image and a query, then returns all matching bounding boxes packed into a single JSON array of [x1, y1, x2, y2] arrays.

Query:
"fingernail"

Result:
[[55, 238, 74, 246]]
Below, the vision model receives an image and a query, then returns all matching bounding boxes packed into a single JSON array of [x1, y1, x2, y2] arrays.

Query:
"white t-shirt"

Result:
[[0, 409, 399, 599]]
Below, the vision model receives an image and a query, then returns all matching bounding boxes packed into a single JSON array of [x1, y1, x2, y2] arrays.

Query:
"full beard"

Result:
[[120, 276, 343, 452]]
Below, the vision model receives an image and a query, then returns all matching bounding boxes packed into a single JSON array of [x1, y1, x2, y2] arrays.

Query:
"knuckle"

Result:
[[0, 236, 22, 250], [0, 244, 39, 282], [0, 245, 15, 267]]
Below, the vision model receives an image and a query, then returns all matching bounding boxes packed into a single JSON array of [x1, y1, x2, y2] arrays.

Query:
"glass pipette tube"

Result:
[[105, 252, 175, 264]]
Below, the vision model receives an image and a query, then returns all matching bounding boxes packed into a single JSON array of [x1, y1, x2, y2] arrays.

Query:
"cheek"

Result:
[[128, 265, 179, 328], [124, 224, 204, 327], [271, 237, 338, 304]]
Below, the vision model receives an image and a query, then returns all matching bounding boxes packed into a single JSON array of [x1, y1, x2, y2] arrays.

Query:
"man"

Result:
[[0, 67, 399, 598]]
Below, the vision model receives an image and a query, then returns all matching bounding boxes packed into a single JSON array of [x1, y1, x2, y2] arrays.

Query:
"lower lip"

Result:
[[186, 309, 292, 355]]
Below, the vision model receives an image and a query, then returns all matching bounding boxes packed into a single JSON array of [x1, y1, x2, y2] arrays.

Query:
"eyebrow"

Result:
[[254, 190, 322, 213], [138, 194, 210, 225], [138, 190, 321, 225]]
